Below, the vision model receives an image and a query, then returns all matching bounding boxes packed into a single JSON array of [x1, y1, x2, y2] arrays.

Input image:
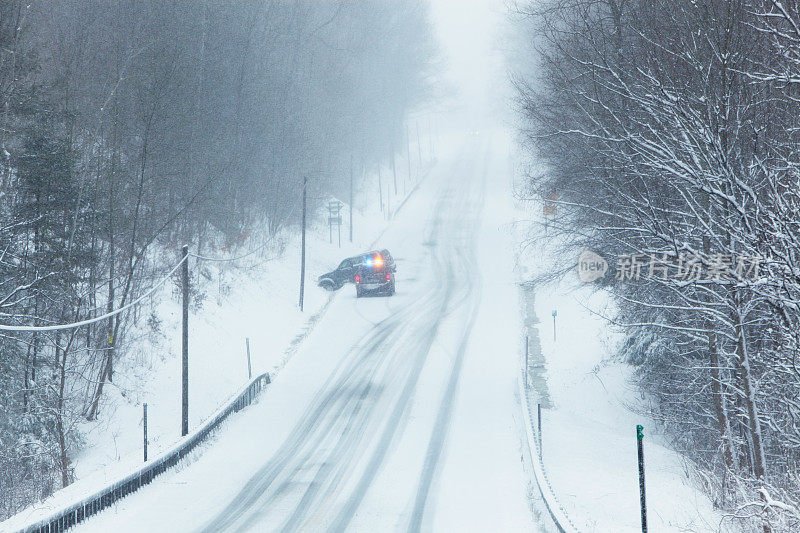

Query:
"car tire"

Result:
[[356, 286, 362, 298], [388, 282, 396, 296]]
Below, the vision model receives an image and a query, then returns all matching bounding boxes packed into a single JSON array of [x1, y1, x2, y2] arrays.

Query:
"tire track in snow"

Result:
[[407, 139, 490, 532], [196, 140, 488, 533]]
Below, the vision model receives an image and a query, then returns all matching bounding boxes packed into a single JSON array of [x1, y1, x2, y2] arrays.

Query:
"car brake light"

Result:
[[386, 274, 391, 280], [355, 275, 360, 283]]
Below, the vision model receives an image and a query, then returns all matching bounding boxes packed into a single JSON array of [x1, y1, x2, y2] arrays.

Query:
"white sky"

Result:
[[428, 0, 511, 130]]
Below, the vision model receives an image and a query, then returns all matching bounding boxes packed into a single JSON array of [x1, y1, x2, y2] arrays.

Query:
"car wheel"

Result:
[[388, 282, 396, 296], [356, 286, 362, 298]]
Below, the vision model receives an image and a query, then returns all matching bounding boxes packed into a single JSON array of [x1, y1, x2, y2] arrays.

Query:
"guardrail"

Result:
[[520, 377, 580, 533], [16, 372, 271, 533]]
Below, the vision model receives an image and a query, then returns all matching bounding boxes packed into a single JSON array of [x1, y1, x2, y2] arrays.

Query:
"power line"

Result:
[[0, 233, 274, 331], [0, 255, 188, 332], [188, 237, 273, 263]]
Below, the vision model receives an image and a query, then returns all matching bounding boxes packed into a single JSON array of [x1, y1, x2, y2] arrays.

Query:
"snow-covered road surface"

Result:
[[72, 132, 542, 532]]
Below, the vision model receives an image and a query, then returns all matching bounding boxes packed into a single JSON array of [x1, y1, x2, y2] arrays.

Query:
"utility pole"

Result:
[[428, 117, 434, 157], [299, 176, 307, 312], [333, 201, 342, 247], [349, 154, 354, 243], [377, 166, 384, 213], [391, 142, 398, 195], [406, 124, 412, 182], [181, 245, 189, 437], [416, 121, 423, 171]]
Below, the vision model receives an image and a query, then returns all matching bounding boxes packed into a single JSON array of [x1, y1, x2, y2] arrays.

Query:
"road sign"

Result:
[[328, 200, 343, 247]]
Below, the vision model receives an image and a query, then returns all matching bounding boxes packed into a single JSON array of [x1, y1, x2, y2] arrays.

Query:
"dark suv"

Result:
[[318, 249, 395, 291], [355, 253, 396, 297]]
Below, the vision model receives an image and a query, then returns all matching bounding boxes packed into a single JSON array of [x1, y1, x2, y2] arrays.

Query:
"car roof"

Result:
[[349, 250, 390, 261]]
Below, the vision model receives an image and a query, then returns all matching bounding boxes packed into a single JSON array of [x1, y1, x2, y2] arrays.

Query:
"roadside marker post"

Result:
[[246, 337, 252, 379], [552, 309, 557, 342], [143, 403, 148, 462], [637, 424, 648, 533]]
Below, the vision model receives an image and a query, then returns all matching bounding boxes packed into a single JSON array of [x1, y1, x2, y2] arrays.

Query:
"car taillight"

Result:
[[355, 275, 360, 283], [386, 274, 391, 280]]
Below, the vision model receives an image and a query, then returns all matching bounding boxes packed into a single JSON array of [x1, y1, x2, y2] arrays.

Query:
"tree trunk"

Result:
[[732, 304, 766, 480], [709, 330, 735, 471]]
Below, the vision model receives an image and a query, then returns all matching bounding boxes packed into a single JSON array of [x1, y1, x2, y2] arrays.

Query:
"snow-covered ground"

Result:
[[0, 138, 437, 531], [1, 0, 729, 529], [3, 131, 725, 533], [6, 130, 537, 533], [516, 190, 724, 531]]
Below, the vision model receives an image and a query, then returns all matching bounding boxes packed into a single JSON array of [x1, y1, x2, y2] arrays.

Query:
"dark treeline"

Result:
[[514, 0, 800, 529], [0, 0, 434, 518]]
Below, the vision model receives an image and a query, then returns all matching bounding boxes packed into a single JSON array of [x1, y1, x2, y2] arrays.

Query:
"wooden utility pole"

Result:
[[428, 117, 434, 156], [299, 176, 307, 312], [406, 124, 412, 181], [181, 245, 189, 437], [416, 121, 423, 170], [377, 167, 384, 213], [392, 143, 398, 195], [349, 155, 354, 243]]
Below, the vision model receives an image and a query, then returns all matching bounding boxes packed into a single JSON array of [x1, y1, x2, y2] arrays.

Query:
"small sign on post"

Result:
[[552, 309, 557, 342], [637, 424, 648, 533], [328, 200, 343, 247], [543, 190, 558, 234]]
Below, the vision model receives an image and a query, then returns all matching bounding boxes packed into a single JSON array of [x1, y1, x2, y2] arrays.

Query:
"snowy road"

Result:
[[74, 133, 540, 532]]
